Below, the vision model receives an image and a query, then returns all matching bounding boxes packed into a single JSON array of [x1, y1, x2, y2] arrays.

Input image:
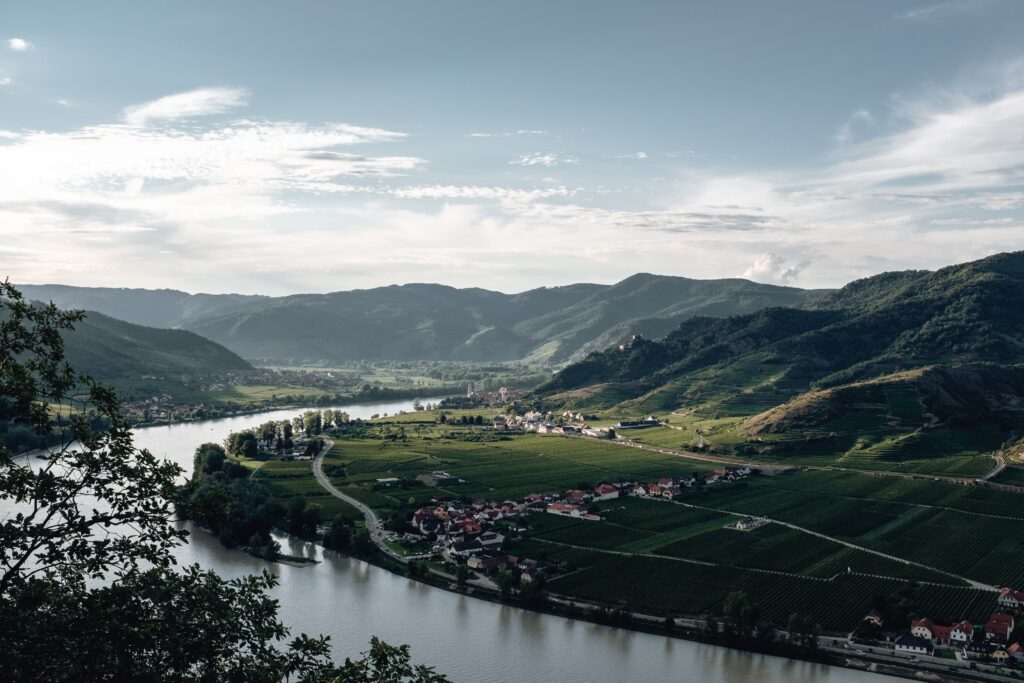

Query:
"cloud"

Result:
[[123, 87, 250, 126], [7, 38, 31, 51], [469, 130, 547, 138], [742, 253, 807, 284], [510, 152, 578, 167], [835, 109, 874, 145], [896, 0, 987, 20], [606, 152, 648, 160], [0, 71, 10, 86], [390, 185, 570, 201]]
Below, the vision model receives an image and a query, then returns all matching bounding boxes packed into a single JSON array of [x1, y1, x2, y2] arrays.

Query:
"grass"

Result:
[[269, 416, 1014, 630]]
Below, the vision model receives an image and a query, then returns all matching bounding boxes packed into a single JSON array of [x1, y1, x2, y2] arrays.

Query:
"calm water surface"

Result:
[[135, 400, 891, 682]]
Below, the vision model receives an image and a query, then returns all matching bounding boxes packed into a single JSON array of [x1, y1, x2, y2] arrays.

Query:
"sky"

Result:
[[2, 0, 1024, 295]]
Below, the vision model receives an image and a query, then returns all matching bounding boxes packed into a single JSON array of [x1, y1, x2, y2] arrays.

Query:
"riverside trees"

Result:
[[0, 280, 448, 682]]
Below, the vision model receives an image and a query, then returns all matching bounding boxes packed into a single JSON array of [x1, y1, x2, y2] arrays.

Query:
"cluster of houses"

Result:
[[486, 409, 665, 439], [860, 586, 1024, 665], [406, 468, 757, 580], [629, 467, 754, 499], [409, 497, 556, 583]]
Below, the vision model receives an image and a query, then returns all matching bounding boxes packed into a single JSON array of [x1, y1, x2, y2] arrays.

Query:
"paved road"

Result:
[[311, 438, 407, 563], [311, 438, 497, 589]]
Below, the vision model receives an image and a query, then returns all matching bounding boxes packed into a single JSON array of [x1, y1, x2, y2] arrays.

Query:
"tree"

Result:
[[723, 591, 759, 640], [0, 282, 451, 681], [0, 281, 342, 680], [787, 613, 819, 651], [495, 569, 516, 601], [324, 515, 353, 551], [302, 502, 323, 537], [288, 496, 308, 535], [303, 410, 322, 435], [455, 564, 470, 589], [336, 637, 450, 683]]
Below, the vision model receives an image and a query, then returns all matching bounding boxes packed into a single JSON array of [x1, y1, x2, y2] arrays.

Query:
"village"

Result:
[[399, 466, 754, 586], [853, 589, 1024, 668]]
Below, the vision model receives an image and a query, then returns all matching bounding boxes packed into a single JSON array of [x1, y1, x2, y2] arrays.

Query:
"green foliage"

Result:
[[0, 281, 447, 681], [536, 252, 1024, 469]]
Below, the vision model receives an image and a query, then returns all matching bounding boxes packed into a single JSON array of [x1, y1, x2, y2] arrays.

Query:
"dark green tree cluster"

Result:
[[0, 280, 448, 682], [179, 442, 283, 556]]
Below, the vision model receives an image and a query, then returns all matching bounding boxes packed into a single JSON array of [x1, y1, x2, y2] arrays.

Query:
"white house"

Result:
[[999, 587, 1024, 610], [894, 634, 933, 656], [950, 620, 974, 645]]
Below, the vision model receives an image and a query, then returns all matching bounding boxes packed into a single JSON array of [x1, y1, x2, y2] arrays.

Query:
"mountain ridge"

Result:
[[21, 275, 819, 365]]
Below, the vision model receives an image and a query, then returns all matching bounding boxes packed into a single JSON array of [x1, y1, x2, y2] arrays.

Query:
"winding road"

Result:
[[311, 438, 497, 589], [311, 438, 406, 563]]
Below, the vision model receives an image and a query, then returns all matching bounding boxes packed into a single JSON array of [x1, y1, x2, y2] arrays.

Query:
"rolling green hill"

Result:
[[61, 311, 253, 379], [534, 252, 1024, 472], [21, 276, 817, 365]]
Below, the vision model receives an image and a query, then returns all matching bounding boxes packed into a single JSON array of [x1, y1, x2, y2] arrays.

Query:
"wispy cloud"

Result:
[[123, 87, 250, 126], [510, 152, 578, 167], [835, 109, 874, 145], [7, 37, 31, 51], [390, 185, 570, 201], [896, 0, 988, 21], [469, 129, 547, 138]]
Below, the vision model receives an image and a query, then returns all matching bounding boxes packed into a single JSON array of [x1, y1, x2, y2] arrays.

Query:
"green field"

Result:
[[277, 414, 1013, 631], [993, 465, 1024, 487], [548, 555, 995, 632]]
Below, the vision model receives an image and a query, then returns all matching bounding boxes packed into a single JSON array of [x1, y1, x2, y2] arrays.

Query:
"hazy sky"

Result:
[[2, 0, 1024, 294]]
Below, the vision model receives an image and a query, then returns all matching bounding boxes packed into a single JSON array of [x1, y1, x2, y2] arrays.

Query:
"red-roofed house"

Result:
[[594, 483, 619, 501], [912, 618, 952, 645], [986, 613, 1015, 643], [950, 621, 974, 645], [999, 587, 1024, 611]]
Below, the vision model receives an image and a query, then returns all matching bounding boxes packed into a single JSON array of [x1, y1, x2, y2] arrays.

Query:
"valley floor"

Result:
[[241, 411, 1024, 656]]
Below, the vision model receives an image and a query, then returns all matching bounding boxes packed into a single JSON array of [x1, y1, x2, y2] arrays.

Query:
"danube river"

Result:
[[133, 400, 894, 683]]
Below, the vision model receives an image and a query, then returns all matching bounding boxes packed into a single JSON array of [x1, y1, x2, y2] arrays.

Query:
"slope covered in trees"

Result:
[[21, 275, 817, 365], [534, 252, 1024, 466], [60, 311, 253, 378]]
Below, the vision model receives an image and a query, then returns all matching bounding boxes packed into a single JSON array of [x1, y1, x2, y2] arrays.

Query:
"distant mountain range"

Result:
[[534, 251, 1024, 465], [61, 311, 252, 379], [20, 276, 818, 365]]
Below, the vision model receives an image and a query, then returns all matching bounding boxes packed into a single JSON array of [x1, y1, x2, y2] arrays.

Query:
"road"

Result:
[[311, 438, 497, 589], [311, 438, 405, 563]]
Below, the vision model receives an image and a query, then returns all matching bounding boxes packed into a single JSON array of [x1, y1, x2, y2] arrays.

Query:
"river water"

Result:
[[129, 400, 891, 682]]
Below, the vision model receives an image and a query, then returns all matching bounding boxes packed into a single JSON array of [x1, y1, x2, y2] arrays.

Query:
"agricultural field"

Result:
[[320, 426, 718, 503], [993, 465, 1024, 487], [278, 414, 1015, 630], [244, 457, 361, 520], [616, 413, 996, 479], [547, 555, 995, 633]]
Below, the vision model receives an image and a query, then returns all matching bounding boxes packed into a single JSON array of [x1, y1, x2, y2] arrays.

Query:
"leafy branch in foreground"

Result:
[[0, 279, 449, 682]]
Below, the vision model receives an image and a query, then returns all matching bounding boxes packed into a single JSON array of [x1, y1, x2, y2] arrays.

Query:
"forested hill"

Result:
[[21, 275, 816, 365], [533, 252, 1024, 465], [61, 311, 253, 379]]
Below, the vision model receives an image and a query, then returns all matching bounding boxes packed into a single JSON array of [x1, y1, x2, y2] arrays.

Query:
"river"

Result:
[[134, 400, 893, 682]]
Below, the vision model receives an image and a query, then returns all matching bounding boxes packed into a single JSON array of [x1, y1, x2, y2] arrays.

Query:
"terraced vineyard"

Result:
[[994, 465, 1024, 487], [548, 555, 995, 632], [281, 414, 1013, 633]]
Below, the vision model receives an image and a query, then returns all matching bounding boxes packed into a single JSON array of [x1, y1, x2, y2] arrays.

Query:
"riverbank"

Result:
[[327, 538, 999, 683], [139, 402, 907, 682]]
